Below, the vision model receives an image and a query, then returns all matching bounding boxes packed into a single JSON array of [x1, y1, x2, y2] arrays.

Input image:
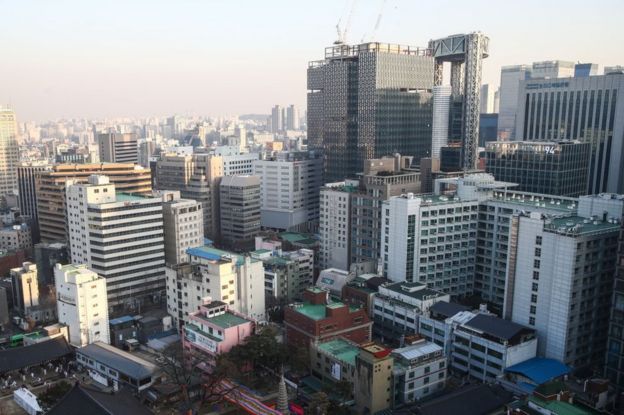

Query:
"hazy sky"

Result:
[[2, 0, 623, 122]]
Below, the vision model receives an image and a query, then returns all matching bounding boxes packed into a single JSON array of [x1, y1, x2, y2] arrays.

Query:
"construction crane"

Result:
[[335, 0, 358, 45], [361, 0, 388, 43]]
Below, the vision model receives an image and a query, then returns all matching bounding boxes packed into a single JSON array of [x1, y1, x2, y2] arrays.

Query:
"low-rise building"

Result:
[[0, 224, 32, 252], [76, 342, 158, 391], [10, 262, 39, 315], [392, 338, 447, 404], [284, 287, 372, 348], [182, 301, 254, 372], [316, 268, 353, 298], [252, 248, 314, 304], [354, 343, 394, 415], [310, 337, 358, 387], [373, 282, 449, 343]]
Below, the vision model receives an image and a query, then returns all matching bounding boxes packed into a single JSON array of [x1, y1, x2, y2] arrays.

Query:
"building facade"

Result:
[[392, 339, 447, 404], [17, 162, 51, 222], [0, 107, 19, 196], [36, 163, 152, 242], [253, 151, 322, 232], [515, 73, 624, 194], [66, 175, 165, 311], [97, 132, 138, 163], [219, 175, 261, 249], [605, 211, 624, 390], [183, 302, 254, 372], [511, 195, 623, 367], [55, 264, 109, 347], [10, 262, 39, 315], [485, 141, 591, 197], [0, 224, 32, 252], [308, 42, 433, 182], [160, 191, 203, 265], [319, 181, 356, 270], [381, 193, 479, 296]]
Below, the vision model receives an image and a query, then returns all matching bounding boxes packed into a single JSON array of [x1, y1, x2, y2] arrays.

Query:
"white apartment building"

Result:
[[319, 181, 357, 271], [510, 194, 623, 367], [66, 175, 166, 311], [382, 193, 479, 296], [373, 282, 449, 341], [167, 245, 265, 326], [159, 190, 204, 265], [213, 147, 259, 176], [253, 151, 322, 232], [392, 339, 447, 403], [55, 263, 109, 347]]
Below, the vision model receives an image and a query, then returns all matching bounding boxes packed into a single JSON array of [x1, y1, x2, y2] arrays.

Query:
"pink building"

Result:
[[182, 301, 254, 372]]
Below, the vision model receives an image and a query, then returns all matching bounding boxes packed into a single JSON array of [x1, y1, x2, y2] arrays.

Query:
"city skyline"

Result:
[[2, 0, 623, 121]]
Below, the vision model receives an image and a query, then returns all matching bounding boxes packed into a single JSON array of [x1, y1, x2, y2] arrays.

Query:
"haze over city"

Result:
[[2, 0, 623, 121]]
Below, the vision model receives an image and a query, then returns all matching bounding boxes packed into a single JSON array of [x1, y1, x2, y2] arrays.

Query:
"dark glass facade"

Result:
[[479, 113, 498, 147], [308, 43, 433, 182], [485, 141, 591, 197]]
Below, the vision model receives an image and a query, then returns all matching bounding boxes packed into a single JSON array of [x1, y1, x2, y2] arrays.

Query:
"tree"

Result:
[[160, 343, 239, 414], [306, 391, 330, 415]]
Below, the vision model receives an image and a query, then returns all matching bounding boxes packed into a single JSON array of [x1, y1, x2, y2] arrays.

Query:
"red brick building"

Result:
[[284, 287, 372, 348]]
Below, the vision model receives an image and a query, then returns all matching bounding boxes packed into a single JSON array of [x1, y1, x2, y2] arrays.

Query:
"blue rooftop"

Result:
[[505, 358, 570, 385], [109, 315, 134, 326], [186, 245, 245, 266]]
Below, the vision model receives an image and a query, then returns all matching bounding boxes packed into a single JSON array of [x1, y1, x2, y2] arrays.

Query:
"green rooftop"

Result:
[[546, 215, 620, 236], [115, 192, 150, 202], [317, 339, 359, 366], [293, 298, 361, 321], [279, 232, 318, 246], [528, 396, 594, 415], [198, 311, 251, 329], [252, 249, 272, 255]]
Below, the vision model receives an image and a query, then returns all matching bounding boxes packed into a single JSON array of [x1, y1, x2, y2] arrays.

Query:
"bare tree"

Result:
[[160, 343, 239, 413]]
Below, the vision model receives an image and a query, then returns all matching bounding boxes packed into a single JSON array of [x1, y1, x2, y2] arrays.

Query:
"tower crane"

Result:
[[334, 0, 358, 45]]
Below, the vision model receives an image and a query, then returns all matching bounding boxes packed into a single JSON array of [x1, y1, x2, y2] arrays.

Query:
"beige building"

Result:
[[36, 163, 152, 242], [155, 153, 223, 240], [97, 132, 138, 163], [159, 190, 204, 265], [0, 107, 19, 196], [355, 343, 394, 415], [10, 262, 39, 314]]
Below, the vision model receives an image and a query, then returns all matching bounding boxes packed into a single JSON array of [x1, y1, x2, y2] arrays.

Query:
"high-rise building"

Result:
[[159, 191, 204, 265], [138, 140, 157, 168], [605, 65, 624, 75], [479, 113, 498, 147], [253, 151, 322, 232], [308, 42, 434, 182], [319, 181, 357, 270], [485, 141, 591, 196], [17, 162, 51, 223], [497, 65, 532, 140], [66, 175, 165, 311], [286, 104, 299, 130], [219, 175, 261, 249], [510, 194, 623, 367], [37, 163, 152, 242], [155, 153, 223, 240], [575, 63, 599, 78], [55, 264, 110, 347], [97, 133, 138, 163], [531, 60, 574, 79], [271, 105, 282, 133], [605, 212, 624, 390], [515, 73, 624, 194], [493, 88, 500, 113], [0, 107, 19, 196], [381, 193, 479, 297], [430, 33, 490, 170], [10, 262, 39, 314], [481, 84, 495, 113], [431, 86, 451, 158]]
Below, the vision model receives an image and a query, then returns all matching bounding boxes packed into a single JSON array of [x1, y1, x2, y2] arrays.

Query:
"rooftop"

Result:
[[545, 215, 620, 237], [392, 341, 443, 362], [200, 311, 251, 329], [47, 383, 152, 415], [316, 338, 359, 366], [505, 358, 571, 385], [77, 342, 157, 380], [489, 191, 576, 213], [279, 232, 318, 246], [0, 336, 73, 373], [292, 300, 359, 321], [429, 301, 471, 319], [398, 193, 478, 206], [187, 245, 245, 266], [115, 192, 150, 202], [415, 384, 513, 415], [528, 396, 594, 415], [464, 314, 533, 341], [382, 282, 447, 301]]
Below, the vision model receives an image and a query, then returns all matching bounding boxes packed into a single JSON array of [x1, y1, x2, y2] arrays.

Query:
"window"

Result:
[[529, 317, 535, 325], [536, 236, 542, 245], [531, 294, 538, 303], [535, 248, 541, 257], [532, 283, 539, 292], [533, 271, 540, 280], [530, 305, 536, 314], [533, 259, 541, 268]]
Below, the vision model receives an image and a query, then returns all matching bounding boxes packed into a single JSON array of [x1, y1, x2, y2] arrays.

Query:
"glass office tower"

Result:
[[308, 43, 434, 182]]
